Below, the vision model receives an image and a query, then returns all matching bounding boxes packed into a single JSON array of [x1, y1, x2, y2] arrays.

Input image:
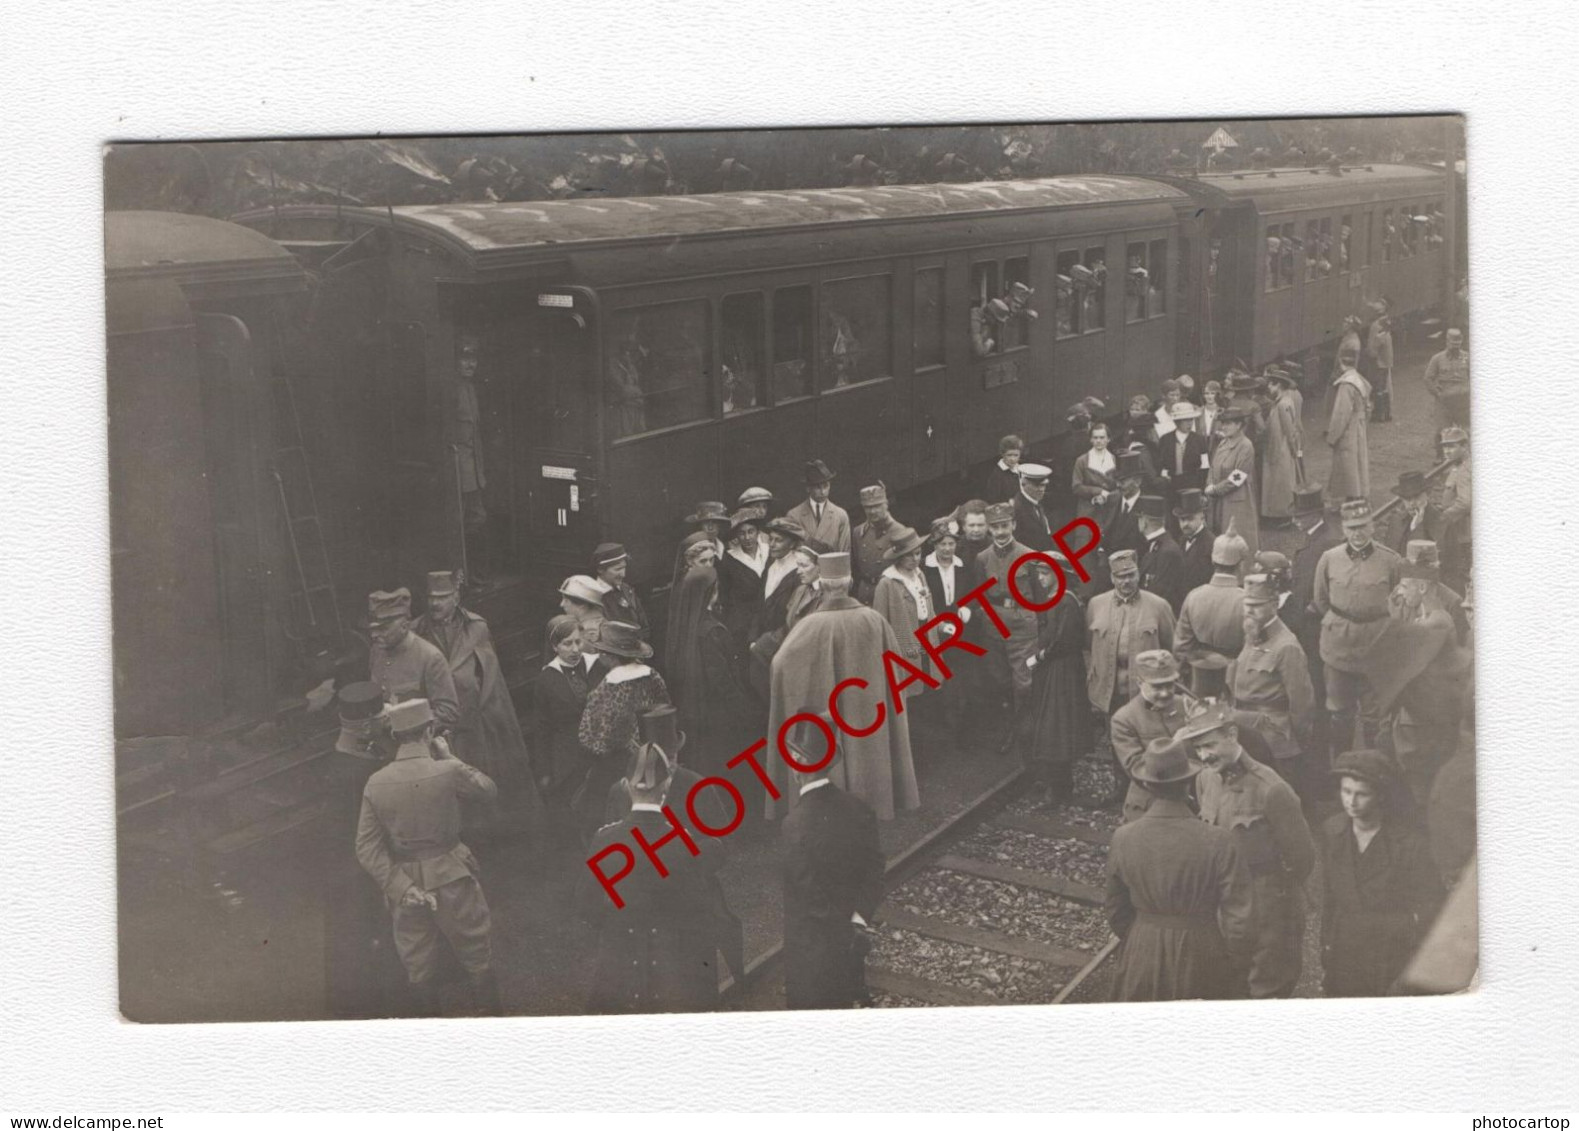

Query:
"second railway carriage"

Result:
[[235, 176, 1192, 663], [1161, 163, 1456, 378]]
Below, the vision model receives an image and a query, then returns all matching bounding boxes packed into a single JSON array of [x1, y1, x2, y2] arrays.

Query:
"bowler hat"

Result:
[[1137, 495, 1168, 520], [1331, 748, 1397, 785], [1131, 737, 1200, 785], [881, 525, 927, 562], [803, 459, 837, 486], [597, 620, 653, 660], [366, 588, 412, 627], [426, 570, 459, 596], [1390, 471, 1428, 499], [636, 705, 686, 759], [592, 542, 628, 570], [1188, 655, 1231, 700], [1173, 488, 1206, 518], [686, 501, 730, 525]]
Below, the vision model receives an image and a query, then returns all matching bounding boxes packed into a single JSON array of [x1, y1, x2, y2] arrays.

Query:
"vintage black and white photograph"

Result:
[[105, 116, 1476, 1024]]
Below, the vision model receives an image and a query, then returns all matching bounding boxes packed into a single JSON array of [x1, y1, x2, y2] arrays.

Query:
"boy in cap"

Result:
[[1108, 649, 1191, 820], [1105, 737, 1253, 1001], [1179, 700, 1315, 999], [355, 698, 501, 1016], [785, 459, 851, 553]]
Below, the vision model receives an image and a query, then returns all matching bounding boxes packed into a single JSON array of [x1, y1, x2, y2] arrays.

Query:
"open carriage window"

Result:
[[1055, 249, 1080, 338], [821, 274, 891, 389], [1081, 247, 1106, 331], [1339, 214, 1353, 273], [607, 300, 710, 438], [720, 292, 765, 416], [772, 285, 814, 403], [1000, 256, 1031, 350]]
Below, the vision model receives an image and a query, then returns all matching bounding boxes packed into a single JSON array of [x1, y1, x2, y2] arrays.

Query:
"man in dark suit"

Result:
[[1285, 484, 1341, 771], [1105, 451, 1150, 559], [1379, 471, 1441, 557], [1174, 489, 1215, 597], [780, 726, 886, 1010], [1137, 495, 1186, 613], [1158, 400, 1210, 503]]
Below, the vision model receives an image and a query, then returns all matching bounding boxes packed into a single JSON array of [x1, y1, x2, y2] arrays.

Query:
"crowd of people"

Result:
[[335, 323, 1476, 1015]]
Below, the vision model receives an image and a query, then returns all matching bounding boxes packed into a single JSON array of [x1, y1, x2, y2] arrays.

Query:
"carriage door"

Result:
[[515, 292, 600, 581], [910, 259, 949, 482]]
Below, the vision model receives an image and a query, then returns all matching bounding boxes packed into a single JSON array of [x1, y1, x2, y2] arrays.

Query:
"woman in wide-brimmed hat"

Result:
[[1319, 749, 1444, 998], [575, 621, 669, 842], [870, 525, 939, 693]]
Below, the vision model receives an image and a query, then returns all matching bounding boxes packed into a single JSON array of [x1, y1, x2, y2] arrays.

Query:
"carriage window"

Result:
[[1206, 238, 1221, 297], [822, 274, 891, 389], [913, 267, 944, 370], [1381, 209, 1394, 263], [607, 300, 710, 438], [1148, 239, 1167, 316], [1055, 249, 1080, 338], [1081, 247, 1106, 332], [1401, 205, 1420, 257], [1266, 223, 1297, 291], [1339, 214, 1353, 273], [1125, 242, 1147, 323], [1304, 221, 1321, 282], [720, 292, 764, 416], [969, 261, 1000, 357], [1001, 256, 1031, 350], [772, 285, 814, 402]]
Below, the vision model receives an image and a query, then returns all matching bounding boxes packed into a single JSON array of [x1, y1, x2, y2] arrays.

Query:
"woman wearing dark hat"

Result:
[[870, 525, 937, 694], [1319, 749, 1444, 997], [1024, 552, 1090, 800], [575, 621, 671, 841], [667, 565, 756, 784], [530, 616, 609, 821], [716, 506, 769, 649], [671, 501, 729, 589]]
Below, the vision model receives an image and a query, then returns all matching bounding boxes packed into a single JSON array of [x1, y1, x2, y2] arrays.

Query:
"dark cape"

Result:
[[668, 565, 759, 780]]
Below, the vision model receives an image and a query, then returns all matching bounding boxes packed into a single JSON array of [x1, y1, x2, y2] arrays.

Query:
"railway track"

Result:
[[728, 762, 1124, 1010]]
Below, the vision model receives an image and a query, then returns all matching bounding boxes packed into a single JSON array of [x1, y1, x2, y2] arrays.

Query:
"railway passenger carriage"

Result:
[[108, 161, 1455, 744]]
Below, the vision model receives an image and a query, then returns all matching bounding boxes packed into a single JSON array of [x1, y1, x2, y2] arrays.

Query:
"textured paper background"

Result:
[[4, 0, 1577, 1111]]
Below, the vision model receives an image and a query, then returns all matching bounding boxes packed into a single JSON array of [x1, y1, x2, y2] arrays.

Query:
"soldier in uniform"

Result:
[[852, 482, 899, 604], [593, 543, 649, 638], [1136, 495, 1185, 613], [780, 728, 885, 1010], [1109, 650, 1191, 822], [1011, 463, 1056, 552], [1314, 498, 1402, 758], [968, 501, 1048, 756], [1105, 737, 1254, 1002], [1181, 701, 1316, 999], [1086, 549, 1176, 720], [784, 459, 852, 554], [1435, 426, 1473, 596], [365, 589, 460, 737], [1231, 573, 1317, 801], [1423, 328, 1470, 432], [578, 738, 743, 1015], [1175, 533, 1249, 662], [354, 698, 501, 1016]]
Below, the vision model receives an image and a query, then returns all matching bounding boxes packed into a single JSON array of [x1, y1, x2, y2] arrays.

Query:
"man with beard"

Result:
[[1174, 489, 1216, 596], [1230, 574, 1316, 801], [1314, 498, 1402, 757], [852, 482, 899, 605], [1109, 649, 1191, 822], [1181, 700, 1315, 999]]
